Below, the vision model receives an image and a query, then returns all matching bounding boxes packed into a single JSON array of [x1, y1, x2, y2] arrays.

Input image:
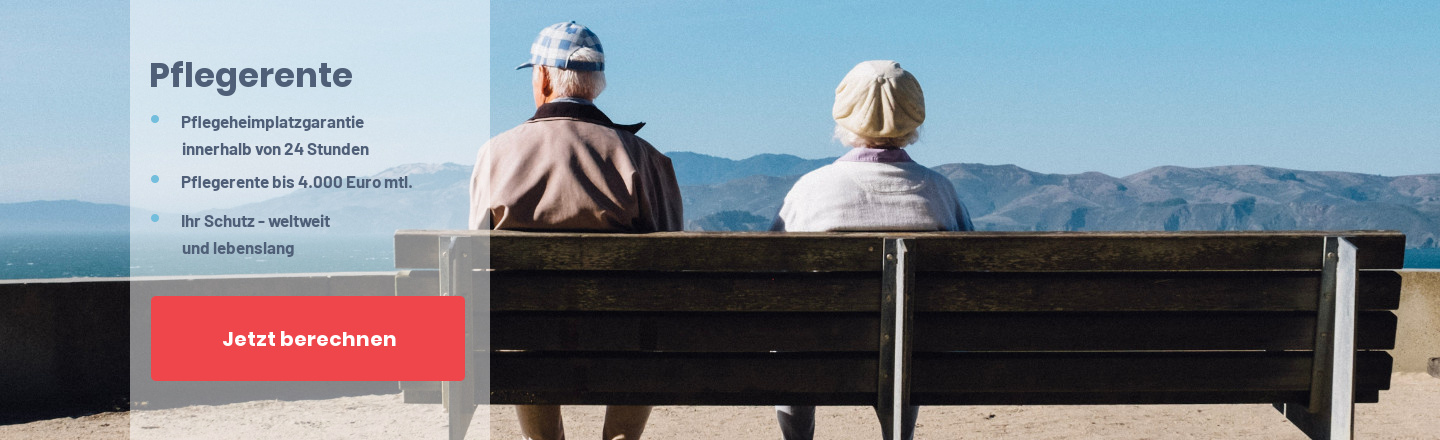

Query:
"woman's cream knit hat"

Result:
[[832, 60, 926, 139]]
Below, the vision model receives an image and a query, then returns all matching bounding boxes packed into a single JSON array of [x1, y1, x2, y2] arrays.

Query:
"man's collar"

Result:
[[549, 97, 594, 106], [528, 101, 645, 134]]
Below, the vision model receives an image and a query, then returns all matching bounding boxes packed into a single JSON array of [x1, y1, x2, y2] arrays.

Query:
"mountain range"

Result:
[[0, 200, 128, 233], [4, 153, 1437, 248], [671, 154, 1439, 248]]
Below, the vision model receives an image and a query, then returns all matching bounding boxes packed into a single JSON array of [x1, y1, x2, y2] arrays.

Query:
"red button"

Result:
[[152, 296, 466, 381]]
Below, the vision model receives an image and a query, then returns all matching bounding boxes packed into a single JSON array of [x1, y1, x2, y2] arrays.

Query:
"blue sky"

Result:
[[2, 1, 1438, 206], [492, 1, 1439, 176], [0, 0, 127, 204]]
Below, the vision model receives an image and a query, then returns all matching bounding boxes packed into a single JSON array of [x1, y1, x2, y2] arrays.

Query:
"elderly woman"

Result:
[[773, 60, 973, 440]]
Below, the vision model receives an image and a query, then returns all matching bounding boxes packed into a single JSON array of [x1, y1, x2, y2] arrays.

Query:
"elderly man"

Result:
[[469, 21, 683, 440]]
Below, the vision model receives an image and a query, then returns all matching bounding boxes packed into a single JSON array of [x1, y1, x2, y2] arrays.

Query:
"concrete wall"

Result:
[[0, 278, 128, 414], [0, 273, 400, 414], [1392, 270, 1440, 373], [4, 269, 1437, 414]]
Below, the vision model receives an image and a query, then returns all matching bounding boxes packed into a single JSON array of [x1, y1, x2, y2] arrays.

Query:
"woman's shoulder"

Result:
[[783, 163, 861, 199], [792, 162, 850, 184]]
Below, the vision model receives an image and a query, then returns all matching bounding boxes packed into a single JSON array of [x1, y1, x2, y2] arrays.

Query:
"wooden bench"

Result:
[[394, 230, 1406, 440]]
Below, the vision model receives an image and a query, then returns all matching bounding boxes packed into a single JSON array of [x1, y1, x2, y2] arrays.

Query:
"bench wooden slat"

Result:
[[491, 352, 877, 405], [489, 311, 1397, 352], [490, 389, 1382, 406], [911, 390, 1382, 406], [916, 270, 1401, 312], [493, 312, 878, 351], [405, 270, 1400, 313], [395, 230, 1405, 271], [398, 231, 887, 271], [468, 270, 1403, 313], [913, 232, 1405, 271], [489, 351, 1390, 406], [491, 271, 880, 312], [491, 391, 877, 406], [911, 351, 1392, 394], [913, 311, 1397, 351]]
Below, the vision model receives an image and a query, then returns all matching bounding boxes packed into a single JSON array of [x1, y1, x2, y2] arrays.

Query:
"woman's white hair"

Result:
[[833, 124, 920, 149], [536, 47, 607, 100]]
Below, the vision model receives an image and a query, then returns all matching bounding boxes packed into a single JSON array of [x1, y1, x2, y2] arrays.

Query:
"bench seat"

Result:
[[395, 230, 1406, 440]]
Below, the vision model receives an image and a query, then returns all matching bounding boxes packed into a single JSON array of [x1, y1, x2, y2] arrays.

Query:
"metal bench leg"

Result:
[[878, 238, 914, 440], [398, 269, 445, 404], [1276, 236, 1357, 440], [440, 236, 477, 440]]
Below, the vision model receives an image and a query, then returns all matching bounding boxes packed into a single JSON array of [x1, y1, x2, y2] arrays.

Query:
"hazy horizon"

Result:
[[5, 148, 1440, 212], [6, 150, 1440, 213]]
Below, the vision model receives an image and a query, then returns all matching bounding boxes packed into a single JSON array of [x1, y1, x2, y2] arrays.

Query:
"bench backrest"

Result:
[[393, 230, 1405, 409]]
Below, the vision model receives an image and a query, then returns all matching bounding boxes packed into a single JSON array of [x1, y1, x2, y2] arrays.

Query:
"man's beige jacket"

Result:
[[469, 102, 684, 232]]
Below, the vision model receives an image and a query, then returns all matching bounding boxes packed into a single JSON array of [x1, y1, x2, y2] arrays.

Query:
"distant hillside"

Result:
[[214, 157, 825, 234], [204, 163, 472, 233], [0, 200, 128, 233], [682, 174, 798, 230], [228, 157, 1440, 248], [933, 163, 1440, 248], [668, 152, 833, 186], [682, 158, 1440, 248], [55, 153, 1435, 248]]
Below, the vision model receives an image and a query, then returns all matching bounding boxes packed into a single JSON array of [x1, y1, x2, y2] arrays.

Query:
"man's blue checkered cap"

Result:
[[517, 21, 604, 72]]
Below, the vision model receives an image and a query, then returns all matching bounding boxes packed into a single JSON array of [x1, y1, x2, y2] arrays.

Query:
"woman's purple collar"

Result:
[[837, 148, 913, 163]]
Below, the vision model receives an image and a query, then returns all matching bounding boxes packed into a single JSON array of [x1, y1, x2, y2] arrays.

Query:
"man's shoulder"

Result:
[[481, 119, 578, 154], [482, 122, 529, 151], [530, 117, 668, 159], [489, 119, 555, 142], [485, 118, 672, 164]]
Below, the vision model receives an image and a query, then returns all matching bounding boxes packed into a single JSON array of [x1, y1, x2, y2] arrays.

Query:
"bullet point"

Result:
[[151, 115, 159, 123], [151, 175, 159, 183], [151, 214, 159, 222]]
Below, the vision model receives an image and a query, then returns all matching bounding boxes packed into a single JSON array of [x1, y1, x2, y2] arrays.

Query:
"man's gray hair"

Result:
[[834, 124, 920, 149], [537, 47, 607, 100]]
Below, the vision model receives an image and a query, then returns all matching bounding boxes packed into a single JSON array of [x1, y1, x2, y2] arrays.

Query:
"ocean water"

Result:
[[0, 233, 129, 279], [1406, 248, 1440, 269], [2, 233, 1438, 280], [128, 233, 395, 277], [0, 232, 394, 279]]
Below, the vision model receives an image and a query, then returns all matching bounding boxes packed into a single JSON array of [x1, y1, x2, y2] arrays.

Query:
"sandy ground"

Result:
[[3, 373, 1435, 439]]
